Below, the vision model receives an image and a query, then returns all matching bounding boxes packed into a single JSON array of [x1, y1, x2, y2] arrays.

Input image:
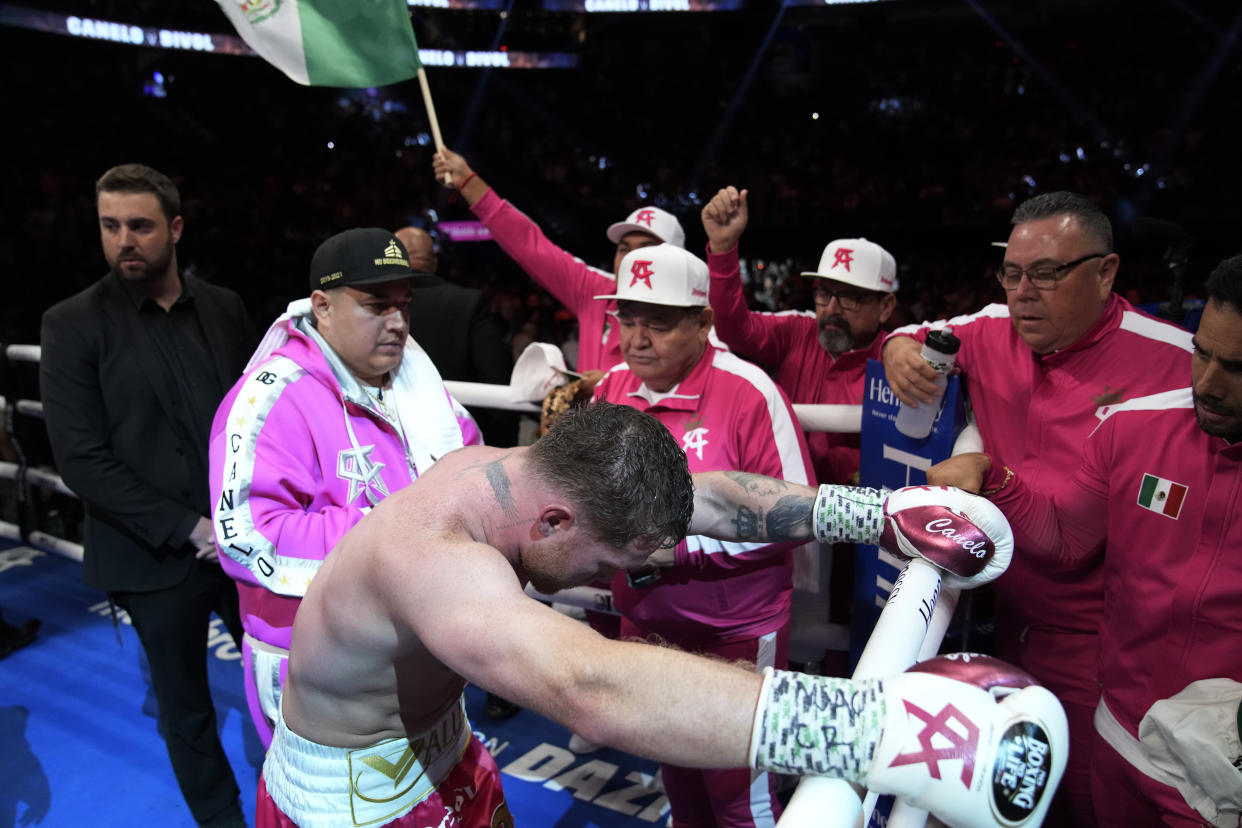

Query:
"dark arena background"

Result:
[[2, 0, 1241, 825]]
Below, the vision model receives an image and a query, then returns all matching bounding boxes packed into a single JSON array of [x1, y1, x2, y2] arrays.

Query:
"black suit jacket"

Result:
[[408, 274, 519, 446], [39, 273, 256, 593]]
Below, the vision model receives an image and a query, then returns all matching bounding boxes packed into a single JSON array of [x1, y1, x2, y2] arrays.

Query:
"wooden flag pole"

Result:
[[416, 67, 454, 186]]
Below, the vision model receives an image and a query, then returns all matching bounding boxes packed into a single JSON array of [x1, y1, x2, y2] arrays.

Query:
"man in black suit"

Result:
[[395, 225, 519, 447], [40, 164, 255, 827]]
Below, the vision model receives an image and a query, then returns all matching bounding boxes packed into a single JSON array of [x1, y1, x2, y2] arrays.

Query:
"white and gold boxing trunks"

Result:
[[262, 696, 472, 827]]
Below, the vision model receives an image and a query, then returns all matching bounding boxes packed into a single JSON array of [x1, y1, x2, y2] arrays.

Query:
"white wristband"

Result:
[[750, 667, 886, 781], [812, 485, 885, 545]]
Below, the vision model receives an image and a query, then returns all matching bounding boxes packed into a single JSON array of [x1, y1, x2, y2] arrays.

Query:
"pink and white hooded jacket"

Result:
[[209, 306, 480, 649]]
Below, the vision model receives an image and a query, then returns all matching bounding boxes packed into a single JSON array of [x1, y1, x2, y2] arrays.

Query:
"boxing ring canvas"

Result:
[[0, 539, 669, 827]]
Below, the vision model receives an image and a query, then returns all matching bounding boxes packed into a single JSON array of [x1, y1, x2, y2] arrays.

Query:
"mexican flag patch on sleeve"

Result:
[[1137, 473, 1188, 519]]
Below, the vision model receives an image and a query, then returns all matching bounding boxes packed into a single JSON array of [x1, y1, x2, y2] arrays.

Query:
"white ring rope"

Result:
[[5, 341, 991, 827], [3, 343, 866, 564]]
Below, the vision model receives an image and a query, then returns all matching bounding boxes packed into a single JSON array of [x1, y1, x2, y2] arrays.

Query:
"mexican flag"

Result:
[[1137, 473, 1188, 519], [216, 0, 421, 88]]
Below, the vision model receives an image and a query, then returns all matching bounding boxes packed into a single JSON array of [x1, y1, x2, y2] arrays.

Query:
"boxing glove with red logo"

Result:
[[750, 654, 1067, 828]]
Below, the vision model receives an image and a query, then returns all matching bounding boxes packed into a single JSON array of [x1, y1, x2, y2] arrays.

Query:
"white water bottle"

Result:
[[894, 330, 961, 439]]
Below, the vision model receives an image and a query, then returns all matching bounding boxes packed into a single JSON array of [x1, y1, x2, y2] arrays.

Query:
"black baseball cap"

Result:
[[309, 227, 413, 293]]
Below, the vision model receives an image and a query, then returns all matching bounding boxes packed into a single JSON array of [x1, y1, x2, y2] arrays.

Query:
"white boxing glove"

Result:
[[749, 655, 1067, 828], [866, 655, 1068, 828], [880, 485, 1013, 589]]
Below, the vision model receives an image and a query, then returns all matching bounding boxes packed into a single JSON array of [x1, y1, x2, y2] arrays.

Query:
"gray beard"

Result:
[[818, 321, 854, 356]]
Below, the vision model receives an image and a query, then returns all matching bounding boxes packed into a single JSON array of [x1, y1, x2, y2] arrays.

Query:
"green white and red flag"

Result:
[[1136, 473, 1188, 519], [215, 0, 420, 87]]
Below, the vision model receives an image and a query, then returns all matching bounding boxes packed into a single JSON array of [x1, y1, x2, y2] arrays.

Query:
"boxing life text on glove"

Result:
[[749, 655, 1068, 828]]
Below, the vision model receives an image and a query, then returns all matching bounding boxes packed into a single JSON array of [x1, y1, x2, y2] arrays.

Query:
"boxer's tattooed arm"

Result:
[[724, 471, 791, 497], [766, 494, 815, 541], [731, 505, 761, 539], [484, 460, 519, 520], [714, 473, 813, 540]]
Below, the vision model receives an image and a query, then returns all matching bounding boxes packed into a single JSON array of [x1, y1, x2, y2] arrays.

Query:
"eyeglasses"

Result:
[[996, 253, 1107, 291], [812, 289, 878, 311]]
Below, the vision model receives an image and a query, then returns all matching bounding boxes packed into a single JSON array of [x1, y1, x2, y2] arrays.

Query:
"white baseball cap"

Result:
[[594, 243, 709, 307], [801, 238, 898, 292], [605, 206, 686, 249], [508, 342, 580, 403]]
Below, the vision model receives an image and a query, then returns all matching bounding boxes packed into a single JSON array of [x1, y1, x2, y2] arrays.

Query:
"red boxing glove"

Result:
[[880, 485, 1013, 589], [908, 652, 1040, 697]]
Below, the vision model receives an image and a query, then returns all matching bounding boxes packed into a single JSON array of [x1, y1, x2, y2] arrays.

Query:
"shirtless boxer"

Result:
[[259, 402, 1066, 828]]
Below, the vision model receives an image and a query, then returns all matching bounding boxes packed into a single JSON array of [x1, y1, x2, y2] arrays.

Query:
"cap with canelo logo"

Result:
[[593, 243, 709, 307], [309, 227, 413, 293], [605, 206, 687, 249], [801, 238, 898, 293]]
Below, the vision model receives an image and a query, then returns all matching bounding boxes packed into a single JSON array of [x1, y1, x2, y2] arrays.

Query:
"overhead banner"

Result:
[[437, 221, 494, 242], [407, 0, 509, 8], [0, 3, 578, 68], [540, 0, 742, 11]]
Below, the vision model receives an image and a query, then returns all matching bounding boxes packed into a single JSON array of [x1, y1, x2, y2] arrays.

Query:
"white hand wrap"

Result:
[[749, 666, 885, 781], [880, 485, 1013, 589], [812, 485, 885, 545]]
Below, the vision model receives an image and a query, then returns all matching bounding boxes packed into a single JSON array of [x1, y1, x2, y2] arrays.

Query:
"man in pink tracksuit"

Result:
[[209, 228, 480, 747], [884, 192, 1193, 826], [929, 254, 1242, 827], [429, 148, 691, 751], [702, 185, 898, 486], [590, 243, 813, 828], [432, 147, 686, 372]]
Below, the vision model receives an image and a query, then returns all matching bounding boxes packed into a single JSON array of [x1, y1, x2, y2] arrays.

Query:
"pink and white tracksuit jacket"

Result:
[[594, 345, 813, 828], [708, 244, 883, 485], [888, 293, 1192, 823], [210, 314, 479, 644], [209, 313, 478, 680], [888, 295, 1191, 690], [986, 392, 1242, 826], [592, 344, 814, 646]]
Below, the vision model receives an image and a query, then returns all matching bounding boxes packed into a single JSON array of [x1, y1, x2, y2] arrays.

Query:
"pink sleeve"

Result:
[[236, 402, 368, 561], [706, 245, 793, 365], [884, 307, 1006, 378], [988, 421, 1112, 570], [882, 326, 928, 346], [211, 386, 369, 596], [472, 189, 613, 315]]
